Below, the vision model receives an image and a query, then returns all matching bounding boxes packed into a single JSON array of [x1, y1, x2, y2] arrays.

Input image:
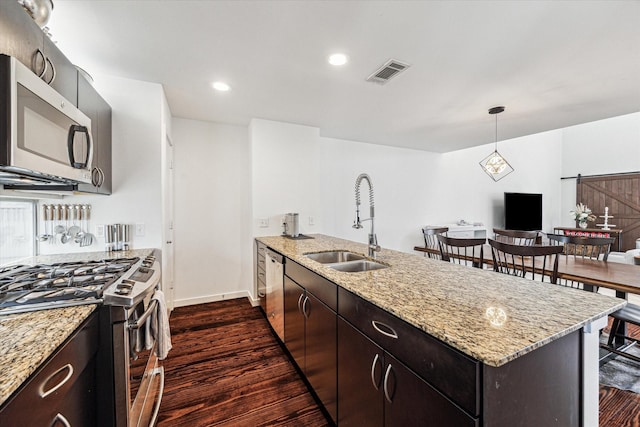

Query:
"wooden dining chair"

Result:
[[488, 239, 564, 283], [493, 228, 538, 245], [422, 227, 448, 259], [546, 234, 615, 261], [603, 303, 640, 363], [546, 233, 616, 291], [436, 234, 486, 268]]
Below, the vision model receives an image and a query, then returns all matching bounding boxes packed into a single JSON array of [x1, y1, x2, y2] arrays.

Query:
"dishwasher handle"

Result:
[[265, 249, 284, 264]]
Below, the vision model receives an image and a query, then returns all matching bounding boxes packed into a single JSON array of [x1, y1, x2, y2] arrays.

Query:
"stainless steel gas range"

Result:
[[0, 252, 165, 427]]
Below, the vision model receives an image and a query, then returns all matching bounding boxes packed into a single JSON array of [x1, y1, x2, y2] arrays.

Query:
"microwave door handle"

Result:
[[67, 125, 91, 168]]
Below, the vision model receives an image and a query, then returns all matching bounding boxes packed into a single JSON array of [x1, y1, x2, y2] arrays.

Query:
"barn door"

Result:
[[577, 173, 640, 251]]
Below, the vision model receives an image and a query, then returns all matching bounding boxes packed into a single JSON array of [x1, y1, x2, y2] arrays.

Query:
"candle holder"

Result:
[[596, 207, 616, 230]]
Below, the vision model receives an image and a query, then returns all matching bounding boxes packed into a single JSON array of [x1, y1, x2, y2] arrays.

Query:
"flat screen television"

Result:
[[504, 192, 542, 231]]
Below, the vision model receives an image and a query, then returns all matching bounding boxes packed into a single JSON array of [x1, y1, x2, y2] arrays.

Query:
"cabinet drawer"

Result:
[[257, 241, 266, 258], [257, 265, 266, 286], [338, 287, 480, 416], [285, 259, 337, 312], [257, 255, 266, 271], [0, 312, 99, 426]]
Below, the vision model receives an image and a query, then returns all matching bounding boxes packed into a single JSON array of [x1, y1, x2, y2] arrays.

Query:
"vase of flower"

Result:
[[571, 203, 596, 229]]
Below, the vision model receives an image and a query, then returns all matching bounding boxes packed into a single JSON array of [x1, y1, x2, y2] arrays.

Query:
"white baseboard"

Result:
[[174, 290, 260, 308]]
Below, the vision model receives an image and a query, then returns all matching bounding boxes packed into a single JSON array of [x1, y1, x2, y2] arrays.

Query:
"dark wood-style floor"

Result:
[[157, 299, 330, 426], [158, 298, 639, 426]]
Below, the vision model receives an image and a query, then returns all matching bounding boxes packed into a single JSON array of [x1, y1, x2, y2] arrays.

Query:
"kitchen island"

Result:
[[257, 234, 624, 426]]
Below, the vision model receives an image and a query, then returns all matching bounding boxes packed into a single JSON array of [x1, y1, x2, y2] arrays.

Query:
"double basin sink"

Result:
[[304, 251, 388, 272]]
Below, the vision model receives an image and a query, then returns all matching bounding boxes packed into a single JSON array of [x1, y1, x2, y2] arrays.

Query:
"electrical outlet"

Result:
[[309, 216, 315, 226], [135, 223, 145, 236], [96, 224, 105, 237], [258, 218, 269, 228]]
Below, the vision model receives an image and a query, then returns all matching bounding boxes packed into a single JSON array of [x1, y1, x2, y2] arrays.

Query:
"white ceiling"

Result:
[[47, 0, 640, 153]]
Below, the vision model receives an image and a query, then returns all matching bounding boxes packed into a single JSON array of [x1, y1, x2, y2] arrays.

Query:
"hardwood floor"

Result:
[[158, 298, 638, 426], [157, 299, 330, 426]]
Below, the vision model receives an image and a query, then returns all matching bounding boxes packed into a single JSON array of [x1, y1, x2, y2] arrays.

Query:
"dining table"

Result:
[[413, 244, 640, 298]]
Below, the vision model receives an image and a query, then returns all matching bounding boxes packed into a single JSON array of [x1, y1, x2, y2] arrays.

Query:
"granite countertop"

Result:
[[257, 234, 625, 367], [0, 248, 156, 407]]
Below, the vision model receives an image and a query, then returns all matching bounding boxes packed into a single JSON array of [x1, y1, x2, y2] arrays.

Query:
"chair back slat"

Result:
[[437, 234, 486, 268], [488, 239, 562, 284], [422, 227, 449, 260], [493, 228, 538, 246], [546, 234, 615, 261]]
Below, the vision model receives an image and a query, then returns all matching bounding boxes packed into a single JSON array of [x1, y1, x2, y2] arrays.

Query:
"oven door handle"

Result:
[[149, 366, 165, 427], [128, 299, 158, 331]]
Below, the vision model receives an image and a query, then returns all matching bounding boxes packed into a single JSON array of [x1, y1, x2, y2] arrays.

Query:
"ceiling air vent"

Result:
[[366, 59, 410, 84]]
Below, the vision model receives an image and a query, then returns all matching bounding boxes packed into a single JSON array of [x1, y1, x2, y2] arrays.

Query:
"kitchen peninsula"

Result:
[[257, 234, 624, 427]]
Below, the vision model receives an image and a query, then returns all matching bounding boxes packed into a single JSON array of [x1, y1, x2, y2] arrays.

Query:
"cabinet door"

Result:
[[42, 35, 78, 105], [284, 277, 305, 371], [337, 317, 383, 427], [384, 352, 478, 427], [77, 74, 112, 194], [305, 293, 337, 423], [0, 1, 45, 76], [94, 89, 112, 194]]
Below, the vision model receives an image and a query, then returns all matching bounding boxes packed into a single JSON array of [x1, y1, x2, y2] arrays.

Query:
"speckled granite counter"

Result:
[[256, 234, 625, 367], [0, 248, 156, 407], [0, 305, 97, 406]]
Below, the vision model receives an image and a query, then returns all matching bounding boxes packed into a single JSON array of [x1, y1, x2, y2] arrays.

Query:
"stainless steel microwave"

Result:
[[0, 55, 93, 186]]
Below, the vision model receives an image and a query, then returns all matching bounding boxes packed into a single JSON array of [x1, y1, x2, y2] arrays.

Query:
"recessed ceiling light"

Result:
[[328, 53, 348, 66], [212, 81, 231, 92]]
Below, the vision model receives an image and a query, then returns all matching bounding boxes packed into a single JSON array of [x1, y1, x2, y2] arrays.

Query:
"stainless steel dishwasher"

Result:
[[265, 248, 285, 341]]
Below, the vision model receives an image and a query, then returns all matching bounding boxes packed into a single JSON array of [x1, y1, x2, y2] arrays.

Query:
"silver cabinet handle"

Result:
[[372, 320, 398, 339], [383, 364, 394, 403], [39, 364, 74, 398], [302, 296, 310, 319], [33, 48, 47, 78], [258, 292, 265, 298], [149, 366, 165, 427], [52, 413, 71, 427], [297, 293, 305, 315], [46, 56, 56, 84], [370, 353, 382, 390]]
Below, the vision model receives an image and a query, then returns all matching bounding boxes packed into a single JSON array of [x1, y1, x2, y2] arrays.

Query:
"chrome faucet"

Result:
[[353, 173, 380, 258]]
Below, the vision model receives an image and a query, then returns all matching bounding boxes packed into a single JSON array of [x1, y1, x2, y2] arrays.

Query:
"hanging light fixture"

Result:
[[479, 106, 514, 181]]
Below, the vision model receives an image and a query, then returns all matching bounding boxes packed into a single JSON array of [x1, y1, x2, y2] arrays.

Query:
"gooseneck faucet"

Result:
[[353, 173, 381, 258]]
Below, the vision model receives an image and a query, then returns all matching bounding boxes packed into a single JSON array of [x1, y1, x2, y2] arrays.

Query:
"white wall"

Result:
[[250, 119, 563, 252], [250, 120, 323, 237], [559, 112, 640, 227], [172, 118, 252, 306], [35, 75, 165, 255], [439, 130, 564, 234]]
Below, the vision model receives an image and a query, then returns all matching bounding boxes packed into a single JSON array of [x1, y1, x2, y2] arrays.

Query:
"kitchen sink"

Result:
[[329, 260, 388, 272], [305, 251, 365, 264]]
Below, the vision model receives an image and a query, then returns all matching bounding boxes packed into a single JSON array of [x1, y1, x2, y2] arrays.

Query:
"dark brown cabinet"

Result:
[[0, 312, 100, 426], [338, 317, 477, 427], [0, 1, 78, 104], [284, 261, 337, 424], [42, 35, 78, 105], [284, 276, 305, 368], [0, 1, 46, 79], [76, 74, 112, 194]]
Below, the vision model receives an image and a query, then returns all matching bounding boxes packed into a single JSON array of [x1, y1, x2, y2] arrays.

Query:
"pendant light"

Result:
[[479, 106, 514, 181]]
